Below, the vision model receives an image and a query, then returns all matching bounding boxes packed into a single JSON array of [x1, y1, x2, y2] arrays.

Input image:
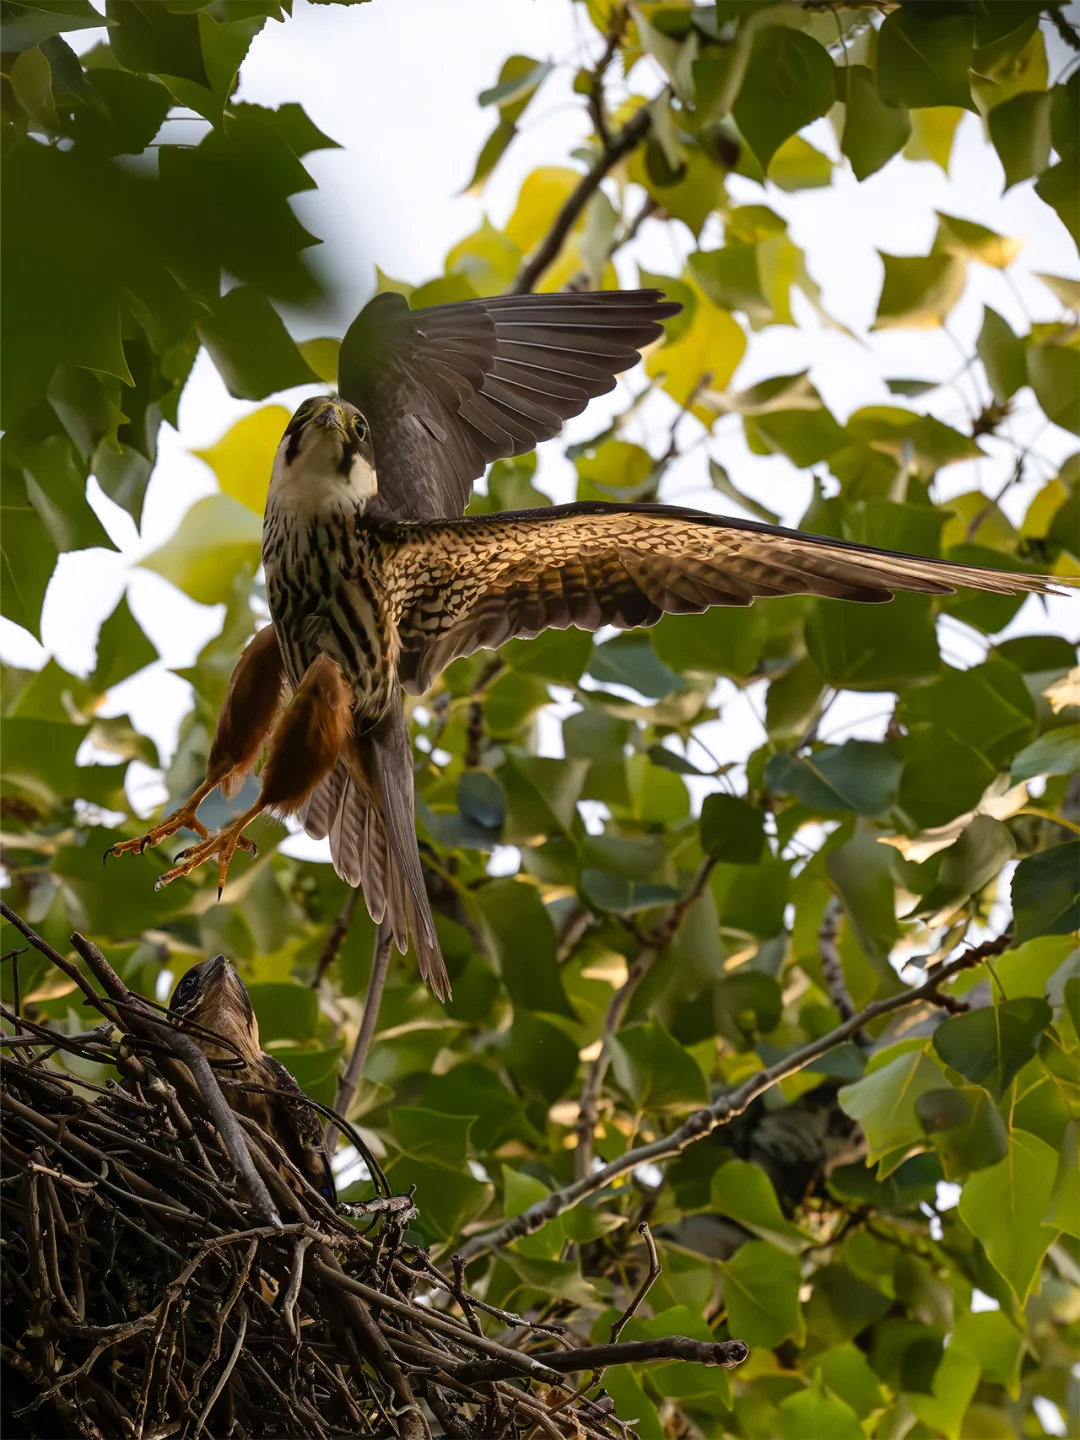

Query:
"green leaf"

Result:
[[652, 605, 766, 681], [499, 754, 589, 840], [1012, 843, 1080, 943], [908, 1344, 980, 1440], [989, 90, 1052, 189], [873, 251, 966, 331], [839, 65, 911, 181], [838, 1044, 946, 1170], [1035, 152, 1080, 247], [916, 1085, 1009, 1179], [731, 26, 834, 173], [957, 1128, 1060, 1305], [588, 632, 684, 699], [610, 1016, 708, 1112], [192, 405, 291, 516], [977, 306, 1027, 403], [246, 981, 318, 1044], [898, 734, 996, 830], [951, 1309, 1024, 1397], [710, 1160, 808, 1253], [478, 55, 552, 114], [580, 871, 680, 914], [473, 877, 576, 1017], [1, 504, 58, 641], [805, 1345, 886, 1420], [506, 1010, 579, 1110], [804, 1262, 892, 1345], [389, 1108, 474, 1169], [699, 793, 765, 863], [1029, 341, 1080, 435], [1035, 272, 1080, 311], [719, 1240, 805, 1351], [1046, 1122, 1079, 1238], [935, 212, 1020, 269], [826, 830, 899, 974], [766, 741, 902, 818], [198, 286, 319, 400], [90, 592, 158, 693], [806, 594, 939, 693], [106, 0, 209, 85], [422, 1062, 540, 1153], [707, 459, 780, 525], [877, 8, 975, 111], [20, 435, 116, 554], [645, 289, 745, 409], [767, 135, 832, 193], [909, 816, 1017, 921], [777, 1380, 864, 1440], [139, 494, 262, 605], [1012, 725, 1080, 782], [903, 106, 964, 172]]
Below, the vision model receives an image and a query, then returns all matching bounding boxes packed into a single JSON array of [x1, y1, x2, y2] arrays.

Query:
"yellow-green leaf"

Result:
[[139, 493, 262, 605], [193, 405, 291, 516]]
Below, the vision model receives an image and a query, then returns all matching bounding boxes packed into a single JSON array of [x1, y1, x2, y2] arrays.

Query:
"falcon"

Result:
[[168, 954, 337, 1207], [111, 288, 1071, 999]]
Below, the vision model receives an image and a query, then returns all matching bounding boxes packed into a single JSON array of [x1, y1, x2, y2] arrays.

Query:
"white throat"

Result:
[[267, 428, 377, 522]]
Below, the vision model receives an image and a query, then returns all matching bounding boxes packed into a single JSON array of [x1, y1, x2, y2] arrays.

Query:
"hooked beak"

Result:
[[315, 399, 350, 440]]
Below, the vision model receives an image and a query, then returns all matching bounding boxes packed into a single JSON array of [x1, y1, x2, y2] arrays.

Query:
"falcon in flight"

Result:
[[168, 954, 337, 1207], [112, 289, 1070, 999]]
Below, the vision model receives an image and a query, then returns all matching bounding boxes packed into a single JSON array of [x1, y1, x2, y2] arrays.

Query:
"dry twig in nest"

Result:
[[0, 904, 748, 1439]]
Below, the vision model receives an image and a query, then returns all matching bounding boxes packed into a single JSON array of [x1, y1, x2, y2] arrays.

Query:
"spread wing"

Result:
[[377, 501, 1069, 696], [337, 290, 679, 521]]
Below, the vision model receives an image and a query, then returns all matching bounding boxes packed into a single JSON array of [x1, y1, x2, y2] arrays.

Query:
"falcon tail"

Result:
[[299, 708, 450, 1001]]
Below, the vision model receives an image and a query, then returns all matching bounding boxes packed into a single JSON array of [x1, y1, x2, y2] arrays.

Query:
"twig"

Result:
[[458, 935, 1006, 1260], [311, 887, 362, 988], [326, 924, 392, 1157], [575, 857, 717, 1175], [511, 102, 653, 294], [192, 1304, 248, 1439], [610, 1223, 661, 1345], [817, 895, 868, 1043], [454, 1336, 749, 1384]]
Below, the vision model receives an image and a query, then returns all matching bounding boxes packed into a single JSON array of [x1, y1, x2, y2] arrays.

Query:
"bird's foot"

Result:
[[154, 814, 260, 898], [107, 806, 212, 863]]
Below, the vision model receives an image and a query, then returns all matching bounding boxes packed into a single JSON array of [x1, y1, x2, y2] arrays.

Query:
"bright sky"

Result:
[[3, 0, 1077, 867]]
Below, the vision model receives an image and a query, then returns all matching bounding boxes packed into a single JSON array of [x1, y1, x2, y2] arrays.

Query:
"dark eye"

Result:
[[171, 972, 199, 1010], [352, 415, 368, 441]]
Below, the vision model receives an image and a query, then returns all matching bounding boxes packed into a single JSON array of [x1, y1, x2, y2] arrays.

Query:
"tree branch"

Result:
[[817, 895, 868, 1045], [311, 886, 361, 989], [511, 102, 653, 295], [453, 1336, 749, 1385], [574, 857, 717, 1176], [326, 923, 393, 1157], [458, 934, 1009, 1260]]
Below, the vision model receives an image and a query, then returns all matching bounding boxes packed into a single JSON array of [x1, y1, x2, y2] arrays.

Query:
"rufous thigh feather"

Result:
[[259, 655, 354, 816], [210, 623, 288, 799]]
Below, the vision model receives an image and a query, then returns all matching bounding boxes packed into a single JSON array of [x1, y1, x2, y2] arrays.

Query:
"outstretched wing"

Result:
[[337, 290, 679, 521], [377, 501, 1069, 696]]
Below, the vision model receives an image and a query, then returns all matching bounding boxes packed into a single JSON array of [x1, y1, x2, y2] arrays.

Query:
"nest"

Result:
[[0, 905, 748, 1439]]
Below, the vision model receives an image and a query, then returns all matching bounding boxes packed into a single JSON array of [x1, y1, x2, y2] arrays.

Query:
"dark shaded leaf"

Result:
[[1012, 842, 1080, 943]]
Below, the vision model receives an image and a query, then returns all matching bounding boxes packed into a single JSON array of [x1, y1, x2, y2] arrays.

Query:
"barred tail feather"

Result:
[[370, 706, 450, 1000], [299, 725, 449, 999]]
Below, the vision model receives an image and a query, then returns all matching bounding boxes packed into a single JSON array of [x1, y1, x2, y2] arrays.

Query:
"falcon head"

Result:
[[168, 954, 261, 1063], [271, 394, 377, 513]]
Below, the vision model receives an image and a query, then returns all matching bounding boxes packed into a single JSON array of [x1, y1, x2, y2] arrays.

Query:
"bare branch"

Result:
[[326, 923, 392, 1156], [575, 857, 717, 1175], [458, 934, 1009, 1260], [511, 103, 653, 294]]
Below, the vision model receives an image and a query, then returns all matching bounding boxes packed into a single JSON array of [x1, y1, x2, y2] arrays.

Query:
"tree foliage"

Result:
[[2, 2, 1079, 1437]]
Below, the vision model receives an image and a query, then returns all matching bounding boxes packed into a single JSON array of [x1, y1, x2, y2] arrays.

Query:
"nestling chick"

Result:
[[168, 955, 336, 1207]]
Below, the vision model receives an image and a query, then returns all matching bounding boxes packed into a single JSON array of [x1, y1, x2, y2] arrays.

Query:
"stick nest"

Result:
[[0, 909, 747, 1439]]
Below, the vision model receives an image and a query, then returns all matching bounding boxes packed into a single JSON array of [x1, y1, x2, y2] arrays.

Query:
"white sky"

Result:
[[3, 0, 1078, 865]]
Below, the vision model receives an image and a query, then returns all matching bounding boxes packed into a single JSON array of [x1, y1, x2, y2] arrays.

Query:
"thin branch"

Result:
[[454, 1336, 749, 1385], [326, 924, 392, 1156], [817, 895, 868, 1044], [311, 887, 362, 988], [458, 933, 1010, 1261], [610, 1222, 660, 1344], [575, 857, 717, 1176], [511, 102, 653, 294]]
